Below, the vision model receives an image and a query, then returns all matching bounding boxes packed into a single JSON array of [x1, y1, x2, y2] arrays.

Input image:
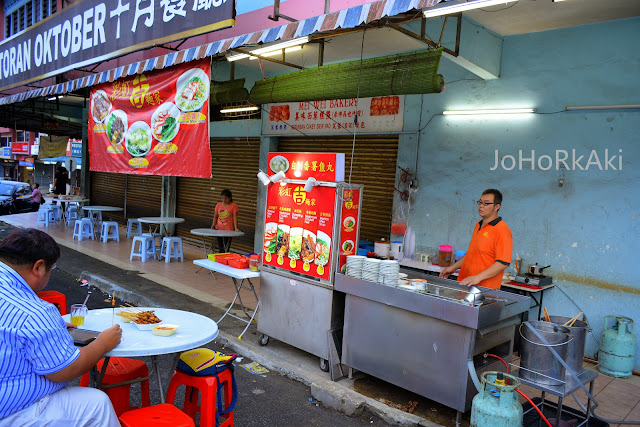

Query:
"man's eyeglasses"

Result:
[[476, 200, 495, 206]]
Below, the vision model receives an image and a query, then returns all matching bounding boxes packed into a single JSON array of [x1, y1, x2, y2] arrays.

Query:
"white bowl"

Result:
[[152, 324, 179, 336]]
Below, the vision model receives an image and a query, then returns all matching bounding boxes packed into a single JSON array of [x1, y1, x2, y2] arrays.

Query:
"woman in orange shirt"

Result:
[[211, 189, 240, 252]]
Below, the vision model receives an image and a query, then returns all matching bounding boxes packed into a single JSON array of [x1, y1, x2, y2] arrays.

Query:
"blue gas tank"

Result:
[[598, 315, 636, 378], [471, 371, 523, 427]]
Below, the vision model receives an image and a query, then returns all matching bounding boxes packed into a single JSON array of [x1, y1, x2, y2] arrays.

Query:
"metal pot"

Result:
[[528, 263, 551, 276]]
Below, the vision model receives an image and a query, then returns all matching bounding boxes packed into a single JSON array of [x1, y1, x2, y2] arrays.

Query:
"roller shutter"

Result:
[[278, 136, 398, 243], [175, 138, 261, 254], [89, 172, 161, 224]]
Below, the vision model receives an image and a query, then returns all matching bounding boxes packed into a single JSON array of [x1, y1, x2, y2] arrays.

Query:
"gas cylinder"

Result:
[[598, 315, 637, 378], [471, 371, 523, 427]]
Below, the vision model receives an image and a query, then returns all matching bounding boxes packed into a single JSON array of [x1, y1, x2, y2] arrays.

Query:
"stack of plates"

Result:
[[345, 255, 365, 278], [362, 258, 381, 282], [378, 260, 400, 285]]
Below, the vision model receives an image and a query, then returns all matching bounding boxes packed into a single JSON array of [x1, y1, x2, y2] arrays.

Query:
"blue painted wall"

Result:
[[399, 17, 640, 368]]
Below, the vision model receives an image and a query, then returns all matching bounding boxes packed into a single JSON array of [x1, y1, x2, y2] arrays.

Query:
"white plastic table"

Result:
[[139, 217, 185, 236], [190, 228, 245, 254], [63, 307, 218, 402], [193, 259, 260, 340], [82, 206, 124, 237]]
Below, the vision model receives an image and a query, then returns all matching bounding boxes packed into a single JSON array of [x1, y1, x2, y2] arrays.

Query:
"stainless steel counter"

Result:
[[335, 273, 531, 413]]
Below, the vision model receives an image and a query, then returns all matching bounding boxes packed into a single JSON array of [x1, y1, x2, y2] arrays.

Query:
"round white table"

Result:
[[53, 198, 90, 205], [63, 307, 218, 402], [190, 228, 245, 254], [139, 217, 185, 236], [81, 206, 124, 237]]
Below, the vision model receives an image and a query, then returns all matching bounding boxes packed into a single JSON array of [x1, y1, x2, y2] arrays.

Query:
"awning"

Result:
[[37, 156, 82, 166], [0, 0, 440, 106]]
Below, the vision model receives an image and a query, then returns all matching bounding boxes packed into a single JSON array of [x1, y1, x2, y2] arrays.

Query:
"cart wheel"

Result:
[[259, 334, 269, 346], [319, 358, 329, 372]]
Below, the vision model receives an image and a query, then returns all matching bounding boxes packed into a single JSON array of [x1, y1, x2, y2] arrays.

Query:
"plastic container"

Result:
[[249, 254, 260, 272], [455, 250, 466, 262], [438, 245, 453, 267], [391, 223, 407, 235], [152, 324, 179, 336]]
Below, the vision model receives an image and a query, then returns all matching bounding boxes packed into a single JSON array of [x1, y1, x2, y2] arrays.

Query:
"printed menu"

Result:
[[338, 188, 361, 273]]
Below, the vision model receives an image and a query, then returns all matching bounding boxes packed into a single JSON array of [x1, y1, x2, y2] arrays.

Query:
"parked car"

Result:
[[0, 181, 39, 215]]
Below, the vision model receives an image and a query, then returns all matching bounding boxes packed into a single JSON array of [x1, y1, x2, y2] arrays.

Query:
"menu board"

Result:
[[263, 183, 336, 281], [267, 152, 345, 182], [338, 188, 361, 272], [88, 58, 212, 177]]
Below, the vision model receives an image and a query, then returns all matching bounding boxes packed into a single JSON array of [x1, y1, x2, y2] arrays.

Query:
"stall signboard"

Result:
[[71, 141, 83, 157], [0, 0, 235, 91], [88, 58, 212, 177], [263, 96, 404, 135], [19, 161, 34, 167], [263, 183, 336, 281], [0, 147, 10, 158], [11, 142, 29, 154], [267, 152, 345, 182], [338, 188, 361, 272]]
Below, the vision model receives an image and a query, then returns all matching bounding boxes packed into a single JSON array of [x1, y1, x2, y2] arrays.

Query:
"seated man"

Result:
[[0, 228, 122, 426]]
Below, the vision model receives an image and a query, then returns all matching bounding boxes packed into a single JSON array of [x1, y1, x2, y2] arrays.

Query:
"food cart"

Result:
[[258, 152, 363, 374]]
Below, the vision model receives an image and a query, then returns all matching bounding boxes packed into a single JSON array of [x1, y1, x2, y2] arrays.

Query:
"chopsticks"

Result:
[[563, 312, 583, 327], [542, 307, 551, 322]]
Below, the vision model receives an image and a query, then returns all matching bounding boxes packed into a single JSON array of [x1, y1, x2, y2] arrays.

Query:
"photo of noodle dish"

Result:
[[151, 102, 181, 142], [91, 90, 112, 123], [315, 231, 331, 266], [105, 110, 128, 145], [126, 121, 152, 157], [175, 68, 210, 112]]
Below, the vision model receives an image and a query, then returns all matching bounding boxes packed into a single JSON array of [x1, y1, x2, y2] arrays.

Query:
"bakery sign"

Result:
[[0, 0, 235, 91], [263, 95, 405, 135]]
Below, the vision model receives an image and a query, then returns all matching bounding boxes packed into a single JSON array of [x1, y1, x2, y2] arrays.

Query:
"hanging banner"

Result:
[[267, 152, 345, 181], [263, 96, 404, 135], [38, 135, 69, 158], [88, 58, 212, 177]]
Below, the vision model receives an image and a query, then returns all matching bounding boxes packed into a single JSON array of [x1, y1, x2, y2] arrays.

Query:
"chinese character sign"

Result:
[[267, 152, 345, 182], [0, 0, 235, 91], [263, 96, 404, 135], [88, 58, 212, 177]]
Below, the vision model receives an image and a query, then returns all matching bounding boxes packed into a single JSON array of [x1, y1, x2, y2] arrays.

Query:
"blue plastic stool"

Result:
[[126, 219, 143, 238], [37, 207, 55, 227], [130, 235, 156, 262], [65, 207, 79, 227], [160, 237, 184, 263], [101, 221, 120, 243], [141, 233, 162, 258], [73, 218, 95, 241]]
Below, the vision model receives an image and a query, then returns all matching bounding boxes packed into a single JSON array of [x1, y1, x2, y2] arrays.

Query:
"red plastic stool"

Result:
[[80, 357, 151, 416], [119, 403, 194, 427], [37, 290, 68, 315], [166, 369, 235, 427]]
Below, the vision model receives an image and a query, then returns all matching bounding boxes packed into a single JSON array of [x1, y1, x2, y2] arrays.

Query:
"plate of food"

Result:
[[151, 102, 181, 142], [175, 68, 210, 112], [126, 121, 152, 157], [342, 240, 355, 254], [343, 216, 356, 230], [315, 231, 331, 266], [105, 110, 128, 145], [91, 90, 112, 123], [269, 155, 289, 173]]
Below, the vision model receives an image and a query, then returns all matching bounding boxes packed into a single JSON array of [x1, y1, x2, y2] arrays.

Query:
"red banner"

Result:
[[88, 58, 212, 177], [338, 188, 361, 272]]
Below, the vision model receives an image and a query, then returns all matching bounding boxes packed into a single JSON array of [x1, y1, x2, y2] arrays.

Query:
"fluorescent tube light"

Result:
[[47, 95, 63, 101], [565, 104, 640, 111], [249, 45, 302, 60], [443, 108, 536, 115], [219, 106, 259, 114], [423, 0, 518, 18], [227, 36, 309, 62]]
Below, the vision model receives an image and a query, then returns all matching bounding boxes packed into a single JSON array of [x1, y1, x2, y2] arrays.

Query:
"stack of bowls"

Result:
[[345, 255, 365, 278], [362, 258, 381, 282], [378, 260, 400, 285]]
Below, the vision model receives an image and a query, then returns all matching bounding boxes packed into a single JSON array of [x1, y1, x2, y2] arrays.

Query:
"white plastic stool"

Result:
[[141, 233, 162, 258], [65, 208, 79, 227], [50, 205, 62, 222], [126, 219, 143, 238], [100, 221, 120, 243], [73, 218, 94, 241], [37, 208, 55, 227], [130, 235, 156, 262], [160, 237, 184, 263]]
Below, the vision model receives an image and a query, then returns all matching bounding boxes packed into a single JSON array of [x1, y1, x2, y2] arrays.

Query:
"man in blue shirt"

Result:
[[0, 228, 122, 426]]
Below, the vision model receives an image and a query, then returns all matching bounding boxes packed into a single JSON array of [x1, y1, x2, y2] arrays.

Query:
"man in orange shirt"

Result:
[[440, 189, 512, 289]]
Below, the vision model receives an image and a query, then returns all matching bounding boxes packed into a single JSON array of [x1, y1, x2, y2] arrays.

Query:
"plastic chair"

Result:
[[119, 404, 195, 427], [160, 237, 184, 263], [130, 235, 156, 262], [80, 357, 150, 417], [126, 219, 143, 238], [166, 369, 235, 427], [141, 233, 162, 258], [50, 205, 62, 222], [37, 290, 67, 315], [36, 207, 55, 227], [65, 207, 79, 227], [73, 218, 94, 241], [100, 221, 120, 243]]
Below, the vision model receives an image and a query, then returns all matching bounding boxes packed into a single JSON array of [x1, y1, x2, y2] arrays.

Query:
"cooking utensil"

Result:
[[563, 312, 583, 327], [542, 306, 551, 322], [528, 263, 551, 276], [464, 286, 486, 304]]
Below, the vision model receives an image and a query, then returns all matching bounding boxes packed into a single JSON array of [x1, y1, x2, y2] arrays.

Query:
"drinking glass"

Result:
[[70, 304, 88, 326]]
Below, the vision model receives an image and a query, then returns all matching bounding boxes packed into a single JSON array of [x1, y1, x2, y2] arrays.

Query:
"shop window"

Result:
[[4, 0, 57, 38], [0, 137, 11, 147]]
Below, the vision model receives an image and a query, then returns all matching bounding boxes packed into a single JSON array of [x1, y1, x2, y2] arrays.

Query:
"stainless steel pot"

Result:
[[528, 263, 551, 276]]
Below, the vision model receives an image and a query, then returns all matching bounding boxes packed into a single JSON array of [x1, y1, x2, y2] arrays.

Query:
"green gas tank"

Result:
[[598, 315, 637, 378], [471, 371, 523, 427]]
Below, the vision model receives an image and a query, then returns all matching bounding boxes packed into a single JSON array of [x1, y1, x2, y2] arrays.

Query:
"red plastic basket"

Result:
[[228, 258, 249, 269]]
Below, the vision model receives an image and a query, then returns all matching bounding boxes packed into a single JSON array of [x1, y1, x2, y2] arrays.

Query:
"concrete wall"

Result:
[[398, 17, 640, 368]]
